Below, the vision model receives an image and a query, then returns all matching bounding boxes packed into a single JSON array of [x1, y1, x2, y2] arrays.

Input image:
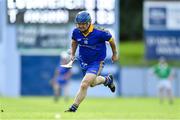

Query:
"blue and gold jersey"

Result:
[[72, 24, 112, 63]]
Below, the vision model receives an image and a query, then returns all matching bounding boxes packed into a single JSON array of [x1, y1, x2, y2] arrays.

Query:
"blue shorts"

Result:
[[56, 79, 68, 86], [79, 61, 105, 76]]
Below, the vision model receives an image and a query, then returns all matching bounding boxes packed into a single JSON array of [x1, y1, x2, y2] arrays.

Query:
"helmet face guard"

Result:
[[75, 11, 91, 24]]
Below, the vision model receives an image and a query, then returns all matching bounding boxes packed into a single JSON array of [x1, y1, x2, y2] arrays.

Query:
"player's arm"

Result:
[[109, 38, 118, 62], [71, 39, 78, 60]]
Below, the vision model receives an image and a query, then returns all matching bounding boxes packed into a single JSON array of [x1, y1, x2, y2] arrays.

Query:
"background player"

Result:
[[50, 51, 72, 102], [152, 57, 174, 104]]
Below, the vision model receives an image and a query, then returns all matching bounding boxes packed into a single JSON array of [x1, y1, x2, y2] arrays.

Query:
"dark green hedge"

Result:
[[120, 0, 143, 41]]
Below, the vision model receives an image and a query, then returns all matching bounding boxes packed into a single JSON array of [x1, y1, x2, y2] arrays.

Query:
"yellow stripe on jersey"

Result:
[[108, 37, 113, 42], [82, 24, 94, 37]]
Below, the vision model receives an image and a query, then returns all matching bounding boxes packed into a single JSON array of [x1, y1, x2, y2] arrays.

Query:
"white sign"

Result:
[[144, 1, 180, 30]]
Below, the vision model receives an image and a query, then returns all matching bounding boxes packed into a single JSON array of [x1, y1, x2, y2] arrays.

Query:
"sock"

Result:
[[104, 76, 111, 86], [69, 104, 78, 111]]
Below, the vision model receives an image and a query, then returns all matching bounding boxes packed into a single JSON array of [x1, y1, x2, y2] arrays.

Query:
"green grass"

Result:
[[119, 41, 144, 66], [1, 97, 180, 120], [119, 41, 180, 67]]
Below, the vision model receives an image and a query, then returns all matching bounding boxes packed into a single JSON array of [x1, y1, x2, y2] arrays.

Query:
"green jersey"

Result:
[[154, 64, 171, 79]]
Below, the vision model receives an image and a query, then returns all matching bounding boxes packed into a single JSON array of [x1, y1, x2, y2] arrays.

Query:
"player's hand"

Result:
[[111, 54, 118, 63]]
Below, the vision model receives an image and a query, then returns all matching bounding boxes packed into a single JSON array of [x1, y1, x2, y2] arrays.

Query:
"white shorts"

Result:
[[157, 80, 172, 90]]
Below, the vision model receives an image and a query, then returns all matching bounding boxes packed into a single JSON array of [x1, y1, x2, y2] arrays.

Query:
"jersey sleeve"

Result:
[[100, 30, 112, 42], [71, 29, 77, 41]]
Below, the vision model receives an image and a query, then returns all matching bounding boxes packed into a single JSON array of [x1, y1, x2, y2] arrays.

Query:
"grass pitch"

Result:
[[1, 97, 180, 120]]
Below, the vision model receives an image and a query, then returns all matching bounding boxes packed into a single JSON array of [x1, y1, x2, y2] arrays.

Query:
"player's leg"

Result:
[[90, 62, 105, 86], [65, 73, 96, 112], [159, 87, 164, 103], [90, 61, 115, 92], [166, 88, 174, 104], [165, 81, 174, 104], [158, 85, 165, 103], [53, 83, 60, 102], [157, 81, 165, 103], [91, 74, 115, 92], [91, 76, 105, 86], [63, 83, 70, 102], [74, 73, 96, 105]]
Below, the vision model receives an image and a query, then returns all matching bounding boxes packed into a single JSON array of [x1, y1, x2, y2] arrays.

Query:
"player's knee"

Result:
[[81, 82, 89, 89]]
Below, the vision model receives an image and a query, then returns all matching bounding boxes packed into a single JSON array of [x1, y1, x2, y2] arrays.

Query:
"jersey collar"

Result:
[[82, 24, 94, 37]]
